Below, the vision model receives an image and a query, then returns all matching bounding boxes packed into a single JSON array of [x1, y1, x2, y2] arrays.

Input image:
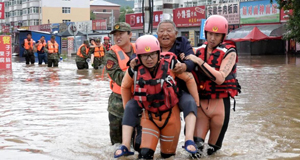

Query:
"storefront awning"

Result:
[[227, 24, 285, 39]]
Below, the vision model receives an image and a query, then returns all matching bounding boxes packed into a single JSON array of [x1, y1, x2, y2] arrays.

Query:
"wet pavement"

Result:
[[0, 55, 300, 160]]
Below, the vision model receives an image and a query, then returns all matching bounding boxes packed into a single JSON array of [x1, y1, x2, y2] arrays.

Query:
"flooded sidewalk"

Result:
[[0, 55, 300, 160]]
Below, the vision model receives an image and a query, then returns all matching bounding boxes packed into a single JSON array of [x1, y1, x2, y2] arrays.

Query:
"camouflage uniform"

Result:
[[105, 22, 134, 145], [89, 39, 106, 69], [76, 40, 91, 69], [44, 35, 60, 67]]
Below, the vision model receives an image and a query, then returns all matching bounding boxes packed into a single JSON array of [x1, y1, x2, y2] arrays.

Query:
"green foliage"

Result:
[[271, 0, 300, 42], [119, 6, 134, 22], [90, 11, 96, 20]]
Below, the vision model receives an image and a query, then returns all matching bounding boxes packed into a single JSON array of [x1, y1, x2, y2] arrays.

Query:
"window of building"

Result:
[[30, 7, 40, 14], [31, 19, 40, 26], [5, 2, 9, 7], [22, 8, 27, 15], [103, 9, 106, 12], [22, 0, 29, 3], [62, 20, 71, 23], [14, 10, 22, 16], [62, 7, 70, 13], [12, 0, 16, 5], [5, 12, 10, 18], [27, 8, 30, 14], [16, 0, 22, 5]]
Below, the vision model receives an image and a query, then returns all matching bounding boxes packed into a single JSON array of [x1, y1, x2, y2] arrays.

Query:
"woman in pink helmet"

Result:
[[182, 15, 241, 157], [114, 35, 200, 159]]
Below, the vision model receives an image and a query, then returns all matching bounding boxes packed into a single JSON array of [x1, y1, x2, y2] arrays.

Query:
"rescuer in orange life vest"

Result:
[[22, 33, 36, 65], [44, 35, 60, 67], [114, 35, 200, 159], [75, 40, 91, 69], [35, 36, 47, 65], [90, 39, 106, 69], [104, 22, 135, 145], [103, 36, 111, 52], [181, 15, 241, 157]]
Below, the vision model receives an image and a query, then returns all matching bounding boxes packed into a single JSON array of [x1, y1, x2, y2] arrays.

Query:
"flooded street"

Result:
[[1, 55, 300, 160]]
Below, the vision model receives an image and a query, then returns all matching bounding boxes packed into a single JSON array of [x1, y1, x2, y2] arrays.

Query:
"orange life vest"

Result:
[[94, 44, 105, 57], [77, 44, 89, 58], [47, 41, 59, 53], [37, 41, 46, 51], [108, 43, 135, 95], [193, 42, 241, 99], [24, 39, 33, 50], [134, 52, 179, 113]]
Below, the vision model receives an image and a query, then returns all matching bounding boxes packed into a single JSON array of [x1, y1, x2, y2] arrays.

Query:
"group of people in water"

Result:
[[22, 33, 112, 69], [105, 15, 241, 159]]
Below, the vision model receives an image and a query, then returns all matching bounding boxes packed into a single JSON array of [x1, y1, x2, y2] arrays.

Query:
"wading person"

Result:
[[90, 39, 105, 69], [183, 15, 241, 157], [44, 35, 59, 67], [76, 40, 90, 70], [23, 33, 35, 65], [104, 22, 135, 145], [114, 35, 199, 159], [127, 19, 199, 154], [36, 36, 47, 65]]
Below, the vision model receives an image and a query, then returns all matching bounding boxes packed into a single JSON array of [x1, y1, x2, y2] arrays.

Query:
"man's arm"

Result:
[[80, 47, 90, 58], [182, 39, 195, 72], [105, 50, 126, 86], [44, 43, 49, 53]]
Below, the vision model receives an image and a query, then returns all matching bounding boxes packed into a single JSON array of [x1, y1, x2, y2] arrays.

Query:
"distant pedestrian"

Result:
[[44, 35, 60, 67], [23, 33, 35, 65], [35, 36, 47, 65], [76, 40, 91, 69]]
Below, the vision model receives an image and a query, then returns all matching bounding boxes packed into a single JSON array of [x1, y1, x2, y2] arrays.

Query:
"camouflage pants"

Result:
[[93, 57, 103, 69], [107, 92, 124, 145], [108, 113, 122, 145]]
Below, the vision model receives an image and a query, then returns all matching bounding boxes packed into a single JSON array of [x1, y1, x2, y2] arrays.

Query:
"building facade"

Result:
[[133, 0, 257, 12], [90, 0, 120, 30], [0, 0, 90, 28]]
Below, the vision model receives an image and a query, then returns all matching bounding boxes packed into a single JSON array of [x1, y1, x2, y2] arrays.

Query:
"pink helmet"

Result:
[[204, 15, 228, 41], [135, 35, 160, 55], [104, 36, 110, 40]]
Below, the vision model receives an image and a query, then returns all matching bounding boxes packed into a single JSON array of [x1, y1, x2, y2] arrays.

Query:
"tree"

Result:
[[90, 11, 96, 20], [119, 6, 134, 22], [271, 0, 300, 42]]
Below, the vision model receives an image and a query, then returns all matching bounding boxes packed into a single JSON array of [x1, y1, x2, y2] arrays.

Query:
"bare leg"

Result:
[[115, 125, 134, 156], [185, 112, 197, 152]]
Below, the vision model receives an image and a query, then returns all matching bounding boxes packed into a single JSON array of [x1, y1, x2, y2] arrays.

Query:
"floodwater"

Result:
[[0, 55, 300, 160]]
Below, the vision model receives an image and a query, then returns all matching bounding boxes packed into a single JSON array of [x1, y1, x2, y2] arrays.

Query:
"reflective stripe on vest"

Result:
[[77, 44, 89, 58], [24, 39, 33, 50], [47, 41, 59, 53], [94, 45, 105, 57], [108, 43, 136, 95], [37, 41, 46, 51]]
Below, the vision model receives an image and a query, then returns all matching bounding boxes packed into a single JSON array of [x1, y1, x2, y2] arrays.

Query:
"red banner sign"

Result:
[[92, 19, 107, 30], [0, 35, 12, 70], [173, 6, 206, 27], [280, 9, 293, 22], [126, 11, 163, 29], [39, 24, 51, 32], [0, 2, 4, 19]]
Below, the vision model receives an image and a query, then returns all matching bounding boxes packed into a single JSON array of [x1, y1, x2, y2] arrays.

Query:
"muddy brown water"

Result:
[[0, 55, 300, 160]]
